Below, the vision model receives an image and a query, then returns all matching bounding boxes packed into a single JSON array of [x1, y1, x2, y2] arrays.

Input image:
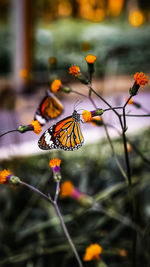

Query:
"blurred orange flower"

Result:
[[85, 55, 97, 64], [69, 65, 81, 76], [83, 244, 102, 261], [0, 169, 11, 184], [60, 181, 74, 197], [51, 79, 62, 93]]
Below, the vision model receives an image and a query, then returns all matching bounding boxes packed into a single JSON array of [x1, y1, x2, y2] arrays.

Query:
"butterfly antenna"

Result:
[[73, 100, 83, 111], [76, 108, 85, 115]]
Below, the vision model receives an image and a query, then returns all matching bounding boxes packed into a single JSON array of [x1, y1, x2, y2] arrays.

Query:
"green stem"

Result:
[[0, 129, 20, 138]]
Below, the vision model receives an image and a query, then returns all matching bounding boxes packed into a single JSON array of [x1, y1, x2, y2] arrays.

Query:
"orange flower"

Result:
[[49, 158, 61, 168], [85, 55, 97, 64], [134, 72, 148, 87], [30, 120, 42, 135], [19, 69, 28, 79], [91, 116, 102, 126], [49, 158, 61, 182], [60, 181, 75, 197], [119, 249, 127, 257], [0, 169, 11, 184], [49, 57, 57, 65], [127, 143, 132, 153], [83, 244, 102, 261], [82, 110, 92, 122], [51, 79, 62, 93], [69, 65, 81, 76], [127, 98, 133, 105]]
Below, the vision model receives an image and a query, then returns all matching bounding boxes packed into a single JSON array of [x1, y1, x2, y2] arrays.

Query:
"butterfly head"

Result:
[[72, 110, 80, 122]]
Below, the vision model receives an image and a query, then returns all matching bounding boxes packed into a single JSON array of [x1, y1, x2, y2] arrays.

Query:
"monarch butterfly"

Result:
[[38, 110, 84, 151], [34, 91, 64, 126]]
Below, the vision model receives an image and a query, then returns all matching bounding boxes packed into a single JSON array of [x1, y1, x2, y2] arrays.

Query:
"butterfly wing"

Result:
[[38, 114, 84, 151], [34, 93, 64, 126]]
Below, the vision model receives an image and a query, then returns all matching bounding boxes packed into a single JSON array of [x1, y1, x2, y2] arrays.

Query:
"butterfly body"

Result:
[[38, 110, 84, 151], [35, 91, 64, 126]]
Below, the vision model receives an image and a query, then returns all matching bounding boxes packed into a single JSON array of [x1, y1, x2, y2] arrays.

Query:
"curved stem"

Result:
[[71, 89, 88, 98], [20, 181, 51, 202], [54, 202, 83, 267], [20, 180, 83, 267], [0, 129, 20, 138], [124, 95, 132, 108]]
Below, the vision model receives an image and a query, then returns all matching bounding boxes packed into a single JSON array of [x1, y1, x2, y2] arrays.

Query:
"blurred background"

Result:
[[0, 1, 150, 267], [0, 0, 150, 154]]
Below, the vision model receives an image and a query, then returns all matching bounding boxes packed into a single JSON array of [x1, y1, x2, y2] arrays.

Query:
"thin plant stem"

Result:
[[87, 86, 137, 265], [103, 107, 123, 112], [20, 180, 83, 267], [54, 181, 60, 203], [20, 181, 51, 202], [71, 90, 88, 98], [121, 108, 137, 267], [123, 113, 150, 117], [88, 93, 128, 183], [89, 86, 120, 117], [54, 201, 83, 267], [0, 129, 20, 138], [123, 95, 133, 108]]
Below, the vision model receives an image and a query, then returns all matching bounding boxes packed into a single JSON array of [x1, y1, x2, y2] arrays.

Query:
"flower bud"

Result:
[[61, 86, 72, 93]]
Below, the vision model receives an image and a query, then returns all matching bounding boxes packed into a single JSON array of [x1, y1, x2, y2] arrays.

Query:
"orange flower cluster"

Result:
[[83, 244, 102, 261], [0, 169, 11, 184], [82, 110, 92, 122], [30, 120, 42, 135], [69, 65, 81, 76], [51, 79, 62, 93], [85, 55, 97, 64], [134, 72, 148, 87], [60, 181, 74, 197], [49, 158, 61, 168]]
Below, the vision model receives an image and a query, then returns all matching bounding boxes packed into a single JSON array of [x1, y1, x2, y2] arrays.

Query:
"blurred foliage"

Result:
[[35, 18, 150, 77], [0, 128, 150, 266], [1, 17, 150, 77]]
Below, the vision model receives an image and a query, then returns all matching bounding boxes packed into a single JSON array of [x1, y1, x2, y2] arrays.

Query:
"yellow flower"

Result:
[[51, 79, 62, 93], [0, 169, 11, 184], [69, 65, 81, 76], [49, 158, 61, 168], [60, 181, 75, 197], [82, 110, 92, 122], [30, 120, 42, 135], [85, 55, 97, 64], [83, 244, 102, 261], [134, 72, 148, 87]]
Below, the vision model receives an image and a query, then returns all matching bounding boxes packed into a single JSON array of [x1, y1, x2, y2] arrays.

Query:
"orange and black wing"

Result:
[[35, 93, 64, 126], [38, 115, 84, 151]]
